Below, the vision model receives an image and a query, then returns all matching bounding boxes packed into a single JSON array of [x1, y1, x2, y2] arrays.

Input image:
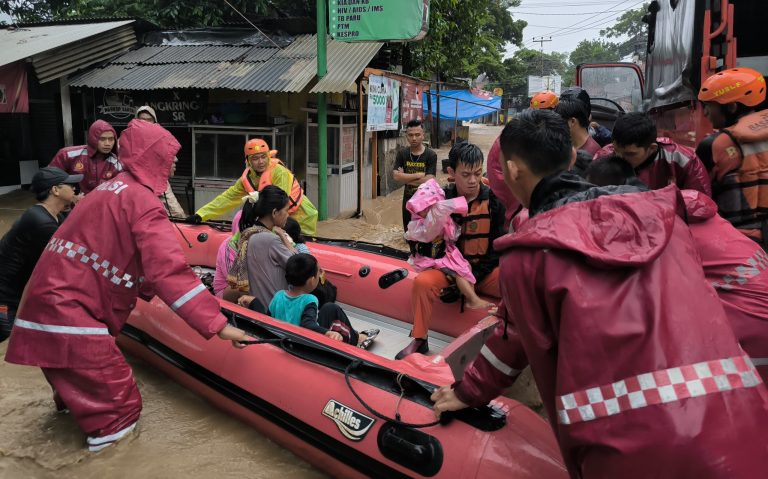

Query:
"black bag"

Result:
[[312, 278, 337, 307], [409, 239, 447, 259]]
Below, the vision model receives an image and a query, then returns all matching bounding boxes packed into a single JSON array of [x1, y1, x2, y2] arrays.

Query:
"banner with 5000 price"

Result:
[[367, 75, 400, 132]]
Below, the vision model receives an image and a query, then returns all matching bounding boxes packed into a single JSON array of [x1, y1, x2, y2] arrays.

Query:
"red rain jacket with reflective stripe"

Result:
[[682, 189, 768, 379], [454, 185, 768, 479], [6, 120, 227, 369], [594, 137, 712, 196]]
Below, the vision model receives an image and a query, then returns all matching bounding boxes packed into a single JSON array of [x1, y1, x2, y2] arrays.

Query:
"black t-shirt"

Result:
[[0, 205, 62, 307], [394, 146, 438, 197]]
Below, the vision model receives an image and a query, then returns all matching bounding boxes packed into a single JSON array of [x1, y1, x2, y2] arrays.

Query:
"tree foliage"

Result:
[[490, 47, 569, 96], [600, 4, 648, 40], [599, 3, 649, 59], [568, 39, 622, 67], [0, 0, 308, 28], [404, 0, 526, 82]]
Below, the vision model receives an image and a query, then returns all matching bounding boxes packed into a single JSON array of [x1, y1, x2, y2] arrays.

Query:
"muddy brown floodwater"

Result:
[[0, 124, 540, 478]]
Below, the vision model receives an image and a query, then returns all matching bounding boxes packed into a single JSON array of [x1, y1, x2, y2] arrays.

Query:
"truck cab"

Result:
[[577, 0, 768, 147]]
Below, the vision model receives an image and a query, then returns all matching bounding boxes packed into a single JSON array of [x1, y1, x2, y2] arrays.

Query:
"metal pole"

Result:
[[532, 36, 552, 82], [453, 97, 459, 144], [317, 0, 328, 220], [356, 77, 364, 217], [435, 77, 441, 147]]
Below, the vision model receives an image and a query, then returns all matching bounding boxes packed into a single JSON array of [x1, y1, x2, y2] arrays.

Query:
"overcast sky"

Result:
[[505, 0, 647, 58]]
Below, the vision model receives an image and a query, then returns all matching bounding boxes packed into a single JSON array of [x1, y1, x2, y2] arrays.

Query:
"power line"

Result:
[[524, 24, 608, 30], [541, 0, 642, 37], [511, 9, 638, 16], [512, 0, 608, 5], [532, 36, 553, 76]]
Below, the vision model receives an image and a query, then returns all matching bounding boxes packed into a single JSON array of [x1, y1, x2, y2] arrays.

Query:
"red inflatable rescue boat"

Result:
[[118, 222, 566, 478]]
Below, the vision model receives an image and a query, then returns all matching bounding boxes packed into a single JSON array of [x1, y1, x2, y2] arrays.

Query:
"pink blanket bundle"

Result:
[[405, 179, 475, 283]]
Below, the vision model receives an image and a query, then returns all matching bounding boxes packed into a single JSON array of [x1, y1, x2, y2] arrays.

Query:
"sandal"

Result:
[[358, 329, 380, 349]]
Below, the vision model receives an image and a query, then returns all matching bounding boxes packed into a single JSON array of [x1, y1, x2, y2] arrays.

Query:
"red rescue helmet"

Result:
[[244, 138, 270, 157], [698, 67, 766, 107], [530, 90, 559, 109]]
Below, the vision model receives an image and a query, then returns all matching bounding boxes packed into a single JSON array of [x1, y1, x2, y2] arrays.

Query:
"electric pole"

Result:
[[532, 36, 552, 86]]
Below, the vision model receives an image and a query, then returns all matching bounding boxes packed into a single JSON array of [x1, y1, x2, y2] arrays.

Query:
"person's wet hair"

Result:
[[612, 112, 657, 148], [555, 100, 590, 129], [35, 189, 51, 202], [285, 253, 318, 287], [499, 109, 572, 176], [448, 142, 483, 171], [585, 154, 637, 186], [406, 119, 423, 129], [283, 217, 304, 244], [570, 150, 594, 178], [695, 133, 717, 172], [560, 86, 591, 117], [239, 185, 289, 231]]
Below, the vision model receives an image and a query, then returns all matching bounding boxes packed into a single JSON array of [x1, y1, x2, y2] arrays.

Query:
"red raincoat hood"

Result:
[[118, 119, 180, 195], [681, 189, 718, 224], [495, 185, 682, 268], [86, 119, 118, 158]]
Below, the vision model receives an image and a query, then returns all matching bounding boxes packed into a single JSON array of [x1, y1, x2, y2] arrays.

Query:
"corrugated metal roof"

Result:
[[0, 20, 135, 67], [310, 40, 382, 93], [32, 25, 137, 83], [68, 34, 381, 94]]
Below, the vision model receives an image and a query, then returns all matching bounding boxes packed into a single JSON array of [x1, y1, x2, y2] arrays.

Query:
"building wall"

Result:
[[0, 66, 63, 190]]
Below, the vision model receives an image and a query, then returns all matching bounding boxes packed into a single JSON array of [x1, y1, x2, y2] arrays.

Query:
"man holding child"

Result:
[[396, 142, 505, 359]]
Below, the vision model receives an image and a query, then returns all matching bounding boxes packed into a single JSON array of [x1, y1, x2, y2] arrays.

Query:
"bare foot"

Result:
[[465, 298, 494, 310]]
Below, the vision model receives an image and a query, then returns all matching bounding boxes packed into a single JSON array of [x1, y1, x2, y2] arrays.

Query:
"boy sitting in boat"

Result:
[[268, 253, 378, 349]]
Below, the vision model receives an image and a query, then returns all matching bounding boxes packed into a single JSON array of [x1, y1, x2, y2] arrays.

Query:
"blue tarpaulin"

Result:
[[422, 90, 501, 120]]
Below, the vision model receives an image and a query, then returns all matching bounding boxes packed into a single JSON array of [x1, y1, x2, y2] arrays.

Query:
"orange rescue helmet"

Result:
[[698, 67, 766, 107], [530, 90, 559, 109], [244, 138, 271, 157]]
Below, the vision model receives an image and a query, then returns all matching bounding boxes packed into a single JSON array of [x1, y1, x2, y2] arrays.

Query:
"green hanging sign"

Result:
[[329, 0, 429, 42]]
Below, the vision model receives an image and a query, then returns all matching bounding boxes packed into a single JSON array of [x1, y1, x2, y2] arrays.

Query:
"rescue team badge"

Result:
[[74, 161, 84, 171], [322, 399, 375, 441]]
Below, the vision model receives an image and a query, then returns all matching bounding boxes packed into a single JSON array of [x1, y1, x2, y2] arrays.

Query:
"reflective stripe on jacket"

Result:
[[6, 120, 227, 369]]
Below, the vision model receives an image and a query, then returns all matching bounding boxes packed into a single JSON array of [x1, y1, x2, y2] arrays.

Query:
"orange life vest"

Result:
[[240, 157, 304, 214], [714, 110, 768, 244], [458, 196, 492, 263]]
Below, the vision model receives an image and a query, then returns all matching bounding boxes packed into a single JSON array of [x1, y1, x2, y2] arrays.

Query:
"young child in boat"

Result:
[[405, 178, 492, 309], [283, 217, 311, 254], [269, 253, 378, 349]]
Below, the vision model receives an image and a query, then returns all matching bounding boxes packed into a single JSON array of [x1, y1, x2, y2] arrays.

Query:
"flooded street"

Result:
[[0, 124, 539, 478]]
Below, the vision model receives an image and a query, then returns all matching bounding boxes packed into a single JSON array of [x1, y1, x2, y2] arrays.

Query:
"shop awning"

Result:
[[423, 90, 501, 120], [0, 21, 137, 83], [69, 34, 382, 94]]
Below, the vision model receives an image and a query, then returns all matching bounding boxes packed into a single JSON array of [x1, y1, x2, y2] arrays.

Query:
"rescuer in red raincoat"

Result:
[[5, 119, 250, 452], [584, 154, 768, 381], [432, 109, 768, 478], [593, 112, 712, 196], [49, 119, 121, 194]]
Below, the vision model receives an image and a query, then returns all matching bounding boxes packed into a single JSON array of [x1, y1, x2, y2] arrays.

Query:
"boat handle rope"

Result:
[[344, 360, 441, 429], [240, 336, 442, 428]]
